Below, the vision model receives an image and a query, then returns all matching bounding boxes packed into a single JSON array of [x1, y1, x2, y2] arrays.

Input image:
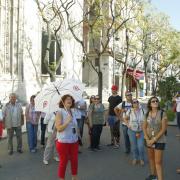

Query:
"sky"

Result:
[[151, 0, 180, 31]]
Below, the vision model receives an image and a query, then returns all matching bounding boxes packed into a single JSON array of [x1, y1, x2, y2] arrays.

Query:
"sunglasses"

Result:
[[133, 101, 139, 104], [126, 94, 132, 96], [95, 98, 100, 100], [151, 100, 158, 103]]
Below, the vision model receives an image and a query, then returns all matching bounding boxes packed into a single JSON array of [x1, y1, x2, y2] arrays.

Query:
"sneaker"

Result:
[[107, 143, 114, 146], [140, 160, 145, 166], [95, 147, 102, 151], [43, 160, 48, 165], [132, 159, 137, 165], [30, 149, 36, 153], [89, 148, 96, 152], [53, 157, 59, 162], [113, 144, 120, 149], [125, 150, 130, 154], [145, 175, 157, 180], [8, 151, 13, 155], [17, 149, 23, 154]]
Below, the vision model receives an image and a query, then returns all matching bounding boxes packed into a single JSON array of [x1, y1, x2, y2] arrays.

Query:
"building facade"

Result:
[[0, 0, 83, 103]]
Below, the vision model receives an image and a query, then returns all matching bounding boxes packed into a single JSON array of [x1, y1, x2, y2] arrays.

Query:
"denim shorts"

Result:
[[145, 141, 166, 150]]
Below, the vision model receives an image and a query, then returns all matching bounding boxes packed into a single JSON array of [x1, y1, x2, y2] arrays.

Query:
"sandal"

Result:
[[176, 168, 180, 174]]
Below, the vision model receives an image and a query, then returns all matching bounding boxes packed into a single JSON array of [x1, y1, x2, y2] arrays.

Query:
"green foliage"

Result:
[[159, 99, 165, 109], [166, 109, 176, 122], [49, 62, 56, 72], [158, 76, 180, 101]]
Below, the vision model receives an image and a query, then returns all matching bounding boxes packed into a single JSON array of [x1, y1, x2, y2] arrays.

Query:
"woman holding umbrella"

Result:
[[55, 94, 79, 180]]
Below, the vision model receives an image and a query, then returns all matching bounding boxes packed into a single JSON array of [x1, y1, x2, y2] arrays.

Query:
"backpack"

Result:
[[160, 110, 167, 136], [172, 102, 177, 112]]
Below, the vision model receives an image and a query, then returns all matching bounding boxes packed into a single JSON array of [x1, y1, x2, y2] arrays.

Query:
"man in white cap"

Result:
[[114, 91, 133, 154]]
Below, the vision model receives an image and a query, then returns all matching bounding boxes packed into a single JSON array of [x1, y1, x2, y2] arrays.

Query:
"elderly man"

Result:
[[2, 93, 24, 155]]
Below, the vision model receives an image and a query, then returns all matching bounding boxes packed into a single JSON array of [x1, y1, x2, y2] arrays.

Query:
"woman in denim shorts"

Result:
[[143, 96, 167, 180]]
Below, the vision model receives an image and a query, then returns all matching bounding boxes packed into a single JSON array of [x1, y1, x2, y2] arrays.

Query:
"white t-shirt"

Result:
[[44, 112, 56, 133], [176, 97, 180, 112], [116, 101, 132, 125]]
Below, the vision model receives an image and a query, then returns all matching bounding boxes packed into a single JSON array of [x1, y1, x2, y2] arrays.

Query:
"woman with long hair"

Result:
[[143, 96, 167, 180], [55, 94, 79, 180]]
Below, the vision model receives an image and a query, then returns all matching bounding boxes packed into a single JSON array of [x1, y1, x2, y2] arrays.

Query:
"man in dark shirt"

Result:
[[107, 85, 122, 148]]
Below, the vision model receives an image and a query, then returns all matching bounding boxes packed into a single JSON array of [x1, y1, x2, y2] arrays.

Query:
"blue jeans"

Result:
[[128, 129, 144, 160], [26, 122, 38, 151], [108, 116, 116, 126], [122, 124, 131, 152], [77, 116, 85, 138], [108, 116, 120, 144]]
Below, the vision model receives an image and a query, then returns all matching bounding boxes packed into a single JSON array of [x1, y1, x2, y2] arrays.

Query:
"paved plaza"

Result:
[[0, 125, 179, 180]]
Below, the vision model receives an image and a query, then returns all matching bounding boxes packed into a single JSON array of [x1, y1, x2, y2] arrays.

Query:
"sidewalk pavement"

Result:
[[0, 125, 180, 180]]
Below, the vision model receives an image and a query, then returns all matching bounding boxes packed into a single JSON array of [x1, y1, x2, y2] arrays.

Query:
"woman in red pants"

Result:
[[55, 94, 79, 180]]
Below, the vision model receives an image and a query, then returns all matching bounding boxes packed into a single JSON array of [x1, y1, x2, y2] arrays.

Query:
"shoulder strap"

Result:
[[141, 108, 144, 115], [122, 101, 125, 109], [160, 110, 164, 120], [160, 109, 167, 135]]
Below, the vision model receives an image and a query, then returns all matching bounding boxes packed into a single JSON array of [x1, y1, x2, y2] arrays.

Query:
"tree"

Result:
[[36, 0, 64, 82], [158, 76, 180, 102], [60, 0, 141, 100], [152, 30, 180, 95]]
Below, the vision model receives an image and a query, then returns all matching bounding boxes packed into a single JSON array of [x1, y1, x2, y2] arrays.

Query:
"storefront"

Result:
[[126, 68, 144, 96]]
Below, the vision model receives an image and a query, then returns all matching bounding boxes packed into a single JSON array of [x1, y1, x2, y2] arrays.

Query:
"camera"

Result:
[[72, 127, 76, 134]]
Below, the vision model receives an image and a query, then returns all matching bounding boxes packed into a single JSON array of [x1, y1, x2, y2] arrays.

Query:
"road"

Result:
[[0, 125, 179, 180]]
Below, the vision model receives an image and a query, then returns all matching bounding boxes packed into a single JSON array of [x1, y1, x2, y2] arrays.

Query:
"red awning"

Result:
[[127, 68, 144, 80]]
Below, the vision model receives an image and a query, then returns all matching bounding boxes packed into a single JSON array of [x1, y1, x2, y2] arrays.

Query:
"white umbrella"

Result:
[[35, 78, 85, 113]]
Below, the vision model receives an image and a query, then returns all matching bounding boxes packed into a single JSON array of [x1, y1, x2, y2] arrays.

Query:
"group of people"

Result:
[[0, 88, 180, 180], [108, 86, 168, 180]]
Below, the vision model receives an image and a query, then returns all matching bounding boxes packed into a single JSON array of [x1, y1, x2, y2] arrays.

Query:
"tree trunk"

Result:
[[50, 72, 56, 82], [98, 71, 103, 101], [144, 66, 148, 96], [121, 71, 127, 100], [135, 81, 139, 99]]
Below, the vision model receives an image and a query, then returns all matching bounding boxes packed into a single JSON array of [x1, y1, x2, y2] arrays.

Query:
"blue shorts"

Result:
[[108, 116, 117, 127]]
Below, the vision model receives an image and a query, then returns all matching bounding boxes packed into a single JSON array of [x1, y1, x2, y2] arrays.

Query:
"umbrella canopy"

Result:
[[35, 78, 85, 113]]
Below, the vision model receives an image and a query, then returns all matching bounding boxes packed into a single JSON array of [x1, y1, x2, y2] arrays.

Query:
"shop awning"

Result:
[[127, 68, 144, 80]]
